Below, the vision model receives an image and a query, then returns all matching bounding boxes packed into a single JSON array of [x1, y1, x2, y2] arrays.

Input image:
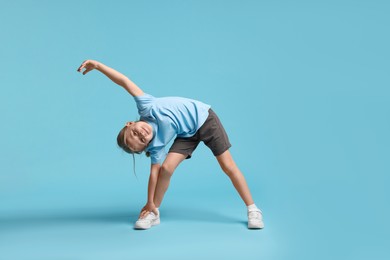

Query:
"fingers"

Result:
[[139, 208, 146, 217], [139, 210, 158, 219], [140, 208, 155, 218], [77, 60, 95, 74], [83, 68, 92, 75], [138, 204, 157, 219], [77, 60, 88, 72], [139, 209, 149, 219], [142, 209, 149, 217]]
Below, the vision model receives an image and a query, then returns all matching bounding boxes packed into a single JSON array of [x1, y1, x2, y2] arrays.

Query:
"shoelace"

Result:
[[248, 210, 262, 220]]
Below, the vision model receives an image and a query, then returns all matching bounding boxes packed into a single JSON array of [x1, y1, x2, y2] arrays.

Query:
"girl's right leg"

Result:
[[135, 153, 185, 230], [153, 152, 187, 208]]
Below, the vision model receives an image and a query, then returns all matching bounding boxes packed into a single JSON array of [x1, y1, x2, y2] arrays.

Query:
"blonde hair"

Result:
[[117, 125, 139, 154], [117, 124, 151, 157]]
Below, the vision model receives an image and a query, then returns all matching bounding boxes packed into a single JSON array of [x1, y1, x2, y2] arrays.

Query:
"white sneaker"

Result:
[[134, 210, 160, 230], [248, 209, 264, 229]]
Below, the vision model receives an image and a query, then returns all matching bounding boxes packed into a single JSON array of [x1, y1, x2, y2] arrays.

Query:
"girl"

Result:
[[77, 60, 264, 230]]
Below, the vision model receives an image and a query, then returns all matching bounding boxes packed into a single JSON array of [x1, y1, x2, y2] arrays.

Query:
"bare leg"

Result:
[[153, 152, 187, 208], [216, 150, 254, 206]]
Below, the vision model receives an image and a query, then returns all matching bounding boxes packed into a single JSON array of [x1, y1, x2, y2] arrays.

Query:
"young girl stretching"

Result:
[[77, 60, 264, 230]]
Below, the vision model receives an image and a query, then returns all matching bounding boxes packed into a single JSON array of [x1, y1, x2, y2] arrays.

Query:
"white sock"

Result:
[[247, 204, 259, 211]]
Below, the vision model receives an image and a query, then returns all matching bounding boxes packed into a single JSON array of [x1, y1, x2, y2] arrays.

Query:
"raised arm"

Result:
[[77, 60, 144, 97]]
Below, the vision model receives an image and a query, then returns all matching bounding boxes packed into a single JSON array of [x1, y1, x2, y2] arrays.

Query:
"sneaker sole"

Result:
[[134, 218, 160, 230], [248, 221, 264, 229]]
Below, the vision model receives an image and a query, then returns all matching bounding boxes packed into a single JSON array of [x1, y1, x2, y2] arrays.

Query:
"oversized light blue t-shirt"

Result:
[[133, 93, 211, 164]]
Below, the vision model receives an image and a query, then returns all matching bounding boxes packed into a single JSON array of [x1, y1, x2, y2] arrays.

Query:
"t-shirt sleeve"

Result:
[[133, 93, 155, 117], [149, 148, 167, 165]]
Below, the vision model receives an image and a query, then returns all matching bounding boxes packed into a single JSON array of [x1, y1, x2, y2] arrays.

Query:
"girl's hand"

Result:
[[139, 202, 158, 219], [77, 60, 100, 75]]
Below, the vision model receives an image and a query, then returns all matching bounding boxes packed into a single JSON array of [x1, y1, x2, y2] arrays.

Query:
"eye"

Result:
[[141, 138, 146, 143], [133, 130, 137, 136]]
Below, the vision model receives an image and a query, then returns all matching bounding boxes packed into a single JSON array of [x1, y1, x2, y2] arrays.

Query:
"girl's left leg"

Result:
[[216, 149, 264, 229], [216, 149, 254, 206]]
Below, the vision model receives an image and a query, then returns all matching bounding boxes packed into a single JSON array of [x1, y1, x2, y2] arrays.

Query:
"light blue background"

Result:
[[1, 0, 389, 259]]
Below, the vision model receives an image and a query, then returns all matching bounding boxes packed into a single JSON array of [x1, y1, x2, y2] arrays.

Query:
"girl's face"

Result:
[[124, 121, 153, 152]]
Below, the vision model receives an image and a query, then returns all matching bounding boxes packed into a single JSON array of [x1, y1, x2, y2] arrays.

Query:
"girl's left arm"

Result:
[[77, 60, 144, 97]]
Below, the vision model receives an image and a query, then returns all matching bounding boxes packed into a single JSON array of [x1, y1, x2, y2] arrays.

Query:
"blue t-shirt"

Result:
[[134, 93, 211, 164]]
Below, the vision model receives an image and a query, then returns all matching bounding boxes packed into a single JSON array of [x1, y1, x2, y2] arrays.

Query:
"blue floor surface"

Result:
[[1, 205, 274, 260]]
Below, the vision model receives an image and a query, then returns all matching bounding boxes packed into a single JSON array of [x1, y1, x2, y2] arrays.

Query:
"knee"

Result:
[[160, 163, 175, 177], [220, 161, 237, 177]]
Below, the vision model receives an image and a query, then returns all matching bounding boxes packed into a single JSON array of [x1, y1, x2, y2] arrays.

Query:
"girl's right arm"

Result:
[[77, 60, 144, 97]]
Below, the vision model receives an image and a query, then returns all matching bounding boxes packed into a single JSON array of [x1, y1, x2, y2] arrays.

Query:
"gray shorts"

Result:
[[169, 109, 232, 158]]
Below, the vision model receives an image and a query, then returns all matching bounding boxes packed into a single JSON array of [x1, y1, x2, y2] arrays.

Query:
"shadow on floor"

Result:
[[0, 207, 246, 231], [0, 208, 136, 231]]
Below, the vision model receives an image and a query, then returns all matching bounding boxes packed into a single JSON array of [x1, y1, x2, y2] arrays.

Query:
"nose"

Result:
[[138, 130, 147, 140]]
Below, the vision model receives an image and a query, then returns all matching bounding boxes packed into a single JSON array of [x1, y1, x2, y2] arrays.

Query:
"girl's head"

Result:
[[117, 121, 153, 154]]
